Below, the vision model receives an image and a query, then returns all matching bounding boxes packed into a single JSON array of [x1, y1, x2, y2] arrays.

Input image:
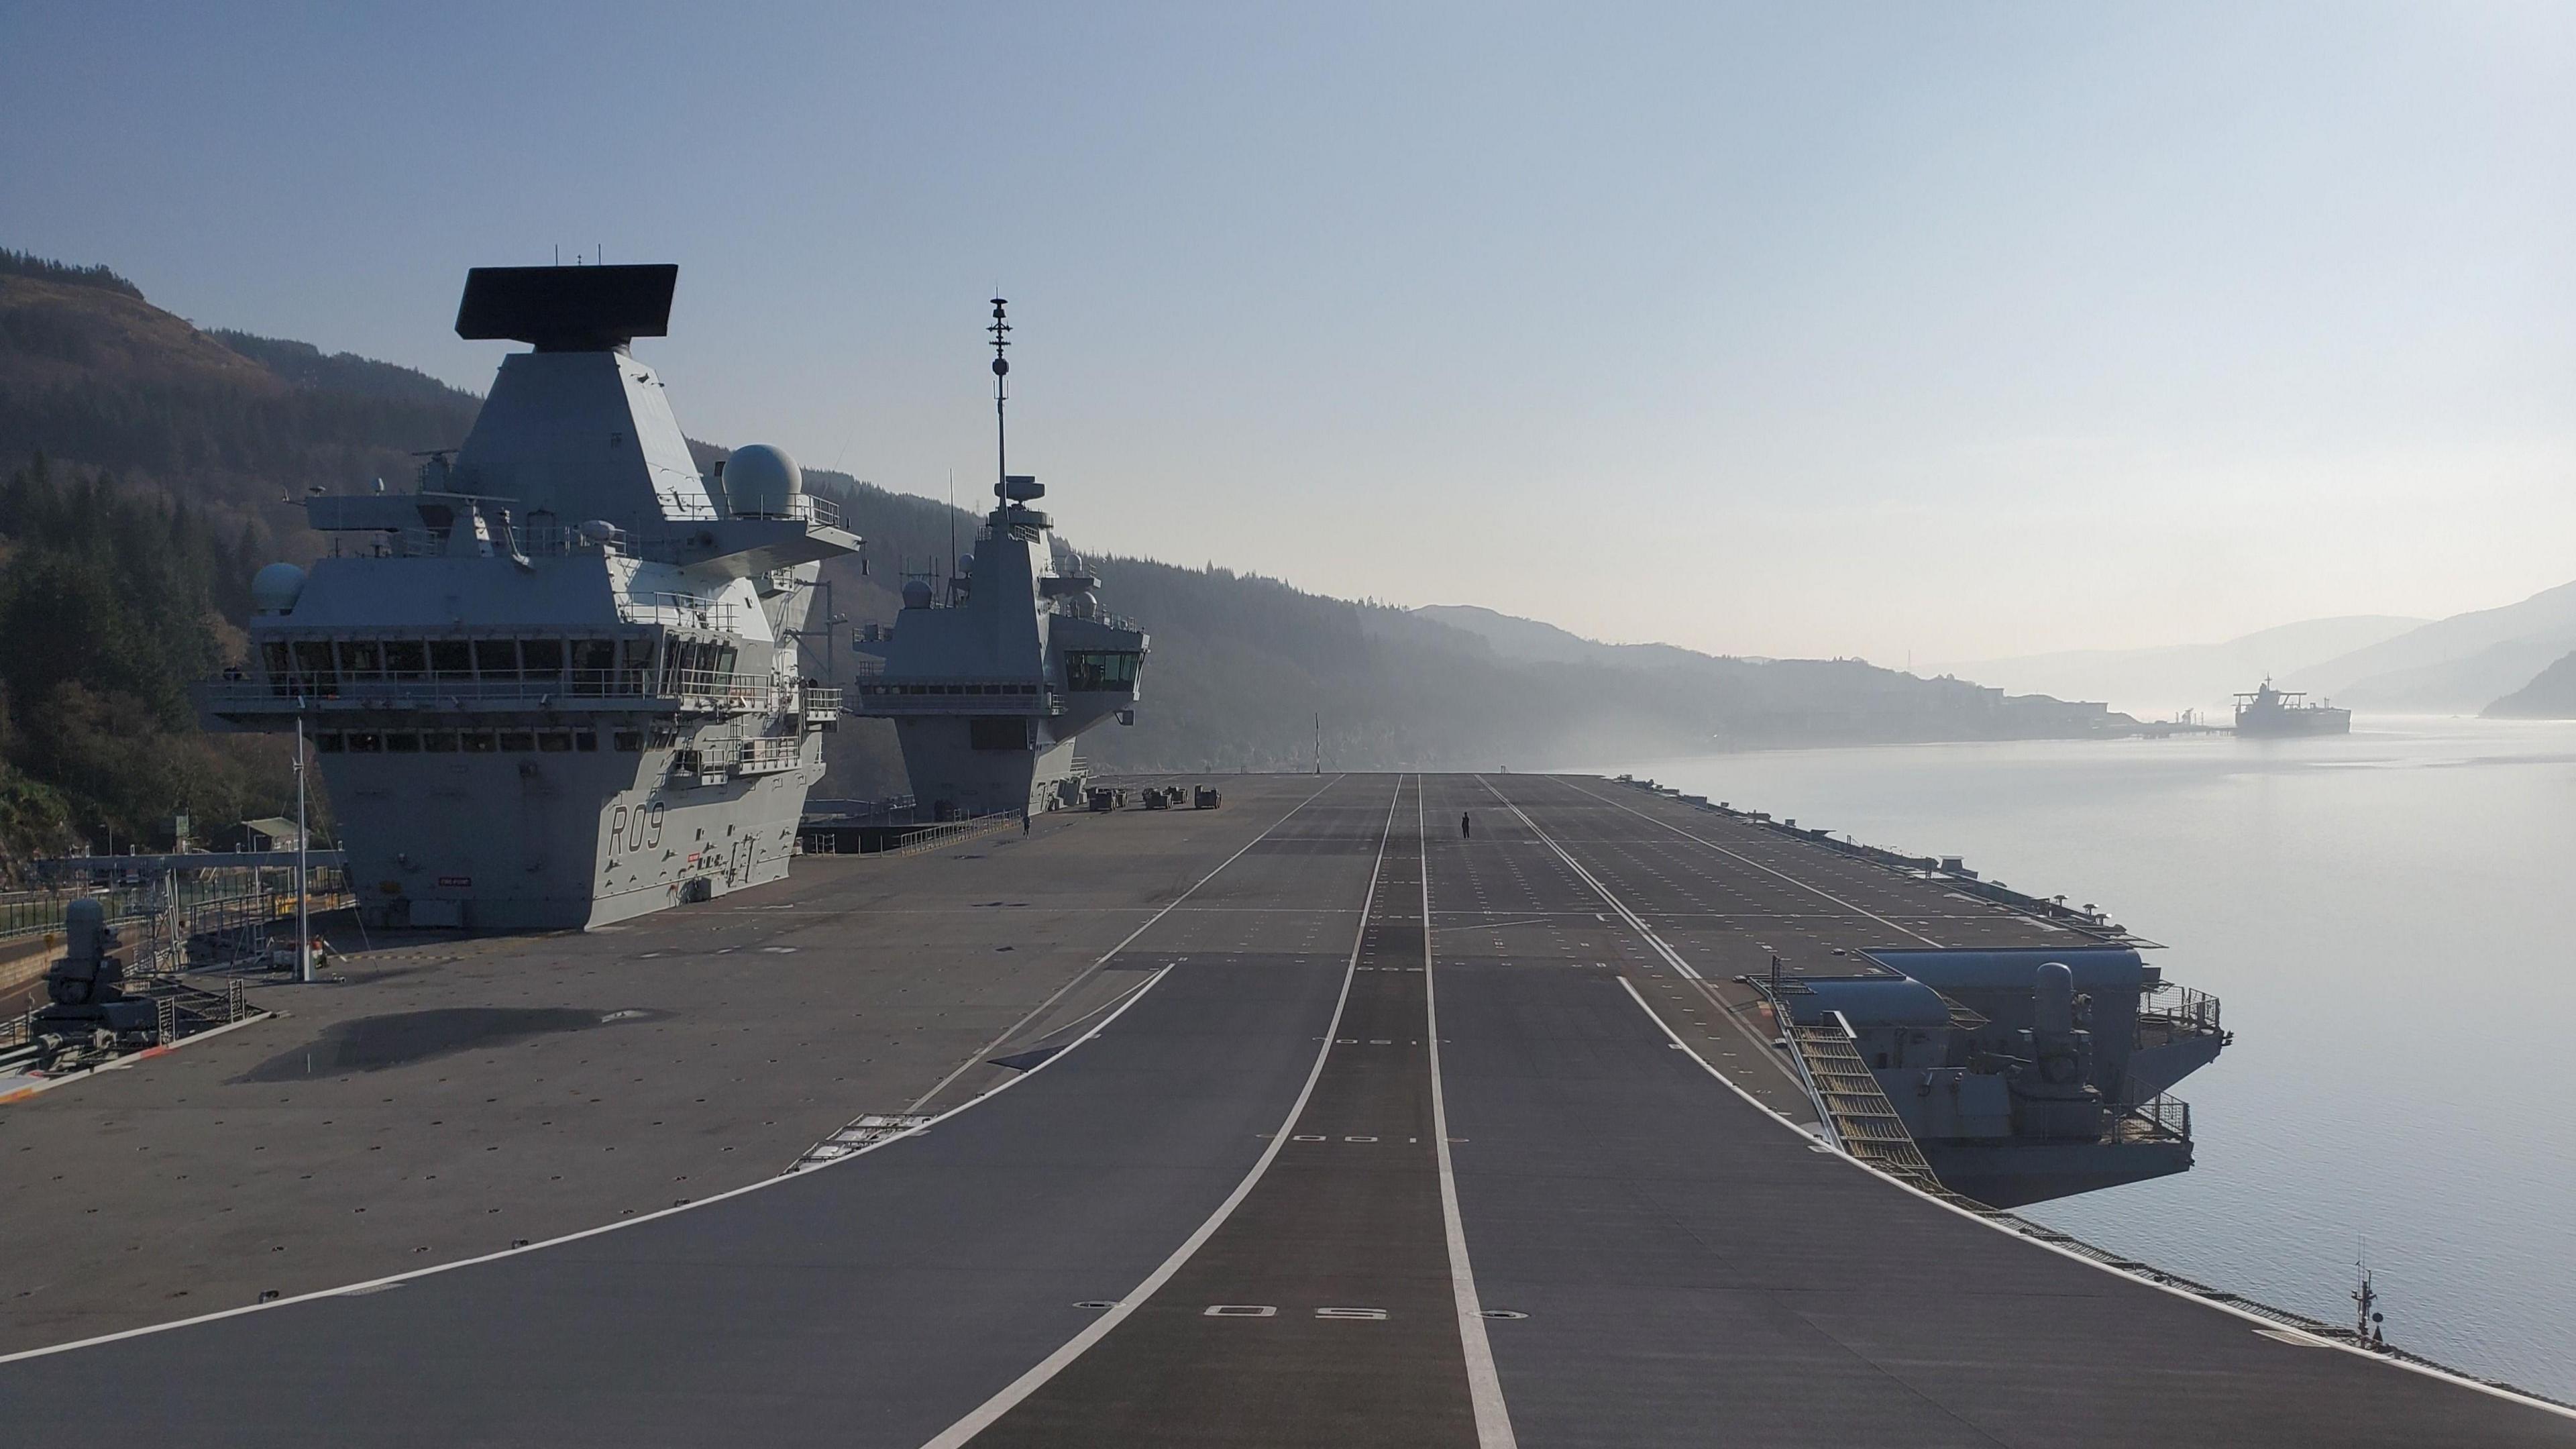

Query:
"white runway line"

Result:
[[1421, 777, 1520, 1449]]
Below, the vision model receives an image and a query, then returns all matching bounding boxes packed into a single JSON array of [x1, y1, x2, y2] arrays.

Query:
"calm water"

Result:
[[1595, 718, 2576, 1399]]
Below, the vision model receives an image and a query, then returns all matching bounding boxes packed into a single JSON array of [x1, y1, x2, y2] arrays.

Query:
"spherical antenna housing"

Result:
[[251, 561, 307, 614], [724, 444, 802, 519], [901, 579, 933, 610]]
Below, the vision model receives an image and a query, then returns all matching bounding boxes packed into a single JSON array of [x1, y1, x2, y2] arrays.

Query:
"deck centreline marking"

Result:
[[957, 775, 1485, 1448], [1421, 781, 1519, 1449], [922, 775, 1417, 1448]]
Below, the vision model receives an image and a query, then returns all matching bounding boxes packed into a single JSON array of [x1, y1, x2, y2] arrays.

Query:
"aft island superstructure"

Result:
[[199, 264, 859, 929], [852, 299, 1146, 818]]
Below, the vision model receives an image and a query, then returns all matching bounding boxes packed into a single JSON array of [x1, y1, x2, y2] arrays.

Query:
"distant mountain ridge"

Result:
[[1411, 604, 1736, 669], [2288, 580, 2576, 712], [0, 247, 2144, 860], [2483, 651, 2576, 718], [0, 265, 479, 551], [1938, 615, 2428, 716]]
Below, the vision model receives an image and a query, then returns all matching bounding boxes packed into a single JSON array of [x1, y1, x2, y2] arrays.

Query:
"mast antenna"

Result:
[[988, 297, 1011, 506]]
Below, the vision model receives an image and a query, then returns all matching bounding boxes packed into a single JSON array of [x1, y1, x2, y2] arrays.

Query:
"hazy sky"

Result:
[[7, 3, 2572, 663]]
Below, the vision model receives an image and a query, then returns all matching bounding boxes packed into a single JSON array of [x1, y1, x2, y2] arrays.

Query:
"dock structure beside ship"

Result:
[[2, 772, 2567, 1446]]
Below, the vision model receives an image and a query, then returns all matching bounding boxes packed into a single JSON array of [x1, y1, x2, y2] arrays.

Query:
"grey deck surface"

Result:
[[3, 774, 2567, 1446], [0, 773, 1357, 1352], [1430, 774, 2574, 1448]]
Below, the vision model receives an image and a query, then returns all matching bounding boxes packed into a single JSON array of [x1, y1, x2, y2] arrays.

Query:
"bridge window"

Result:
[[291, 641, 337, 684], [1065, 651, 1139, 692], [463, 731, 499, 753], [521, 639, 566, 680], [345, 732, 383, 753], [339, 640, 382, 680], [572, 639, 616, 694], [612, 730, 644, 751], [421, 731, 460, 753], [496, 731, 535, 752], [429, 640, 472, 680], [474, 639, 520, 680], [384, 733, 421, 753], [384, 640, 427, 679], [313, 731, 343, 753], [537, 731, 573, 753]]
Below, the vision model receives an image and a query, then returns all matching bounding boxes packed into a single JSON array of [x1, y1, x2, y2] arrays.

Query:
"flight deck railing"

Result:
[[619, 592, 742, 633], [2139, 983, 2225, 1040], [198, 669, 785, 715], [729, 492, 844, 530], [2113, 1090, 2192, 1144]]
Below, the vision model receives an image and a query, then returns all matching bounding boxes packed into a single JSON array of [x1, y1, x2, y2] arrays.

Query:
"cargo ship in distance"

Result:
[[2234, 677, 2352, 736], [199, 264, 859, 929]]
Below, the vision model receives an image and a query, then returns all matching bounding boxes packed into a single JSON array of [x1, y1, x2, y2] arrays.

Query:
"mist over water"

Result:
[[1597, 718, 2576, 1401]]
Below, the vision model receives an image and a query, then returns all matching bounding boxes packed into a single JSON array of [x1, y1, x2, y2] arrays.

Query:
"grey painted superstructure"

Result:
[[853, 299, 1146, 818], [199, 265, 859, 929]]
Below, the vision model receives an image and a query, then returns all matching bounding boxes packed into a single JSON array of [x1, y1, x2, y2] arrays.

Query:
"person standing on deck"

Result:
[[1461, 812, 1472, 839]]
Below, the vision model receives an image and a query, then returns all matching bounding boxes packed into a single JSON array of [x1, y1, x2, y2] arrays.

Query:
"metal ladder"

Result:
[[1780, 1011, 1944, 1193]]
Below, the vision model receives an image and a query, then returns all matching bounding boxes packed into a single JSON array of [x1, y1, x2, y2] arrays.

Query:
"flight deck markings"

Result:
[[918, 775, 1409, 1449], [1424, 780, 1522, 1449]]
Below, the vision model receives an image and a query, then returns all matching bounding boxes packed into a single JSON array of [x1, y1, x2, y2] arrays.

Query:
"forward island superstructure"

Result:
[[199, 264, 859, 928], [852, 299, 1146, 818]]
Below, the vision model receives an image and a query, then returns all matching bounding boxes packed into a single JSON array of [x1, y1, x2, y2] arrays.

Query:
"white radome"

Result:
[[726, 443, 802, 518]]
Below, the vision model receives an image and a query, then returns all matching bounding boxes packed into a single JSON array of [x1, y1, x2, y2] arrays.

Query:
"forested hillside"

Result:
[[0, 454, 301, 858], [0, 250, 477, 550], [0, 248, 2125, 866]]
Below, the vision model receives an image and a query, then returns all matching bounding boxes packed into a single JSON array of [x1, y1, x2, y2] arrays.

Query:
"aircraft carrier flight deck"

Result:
[[3, 773, 2569, 1446]]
